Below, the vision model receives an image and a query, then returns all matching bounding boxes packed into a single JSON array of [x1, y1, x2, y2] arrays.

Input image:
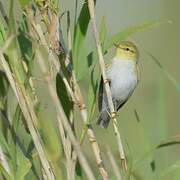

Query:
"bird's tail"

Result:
[[97, 109, 111, 128]]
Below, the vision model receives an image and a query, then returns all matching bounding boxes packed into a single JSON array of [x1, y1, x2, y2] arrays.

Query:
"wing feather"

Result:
[[98, 77, 103, 111]]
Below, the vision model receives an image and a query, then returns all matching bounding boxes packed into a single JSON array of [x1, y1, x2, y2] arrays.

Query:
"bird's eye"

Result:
[[126, 48, 130, 51]]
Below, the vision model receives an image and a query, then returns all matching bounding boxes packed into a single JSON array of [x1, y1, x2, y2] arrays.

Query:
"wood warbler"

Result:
[[97, 41, 140, 128]]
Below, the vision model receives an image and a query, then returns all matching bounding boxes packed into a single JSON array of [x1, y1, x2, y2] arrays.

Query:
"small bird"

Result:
[[97, 41, 140, 128]]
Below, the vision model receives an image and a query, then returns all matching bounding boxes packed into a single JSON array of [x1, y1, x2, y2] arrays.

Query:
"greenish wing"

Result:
[[98, 62, 112, 111], [98, 77, 103, 111], [98, 76, 127, 112]]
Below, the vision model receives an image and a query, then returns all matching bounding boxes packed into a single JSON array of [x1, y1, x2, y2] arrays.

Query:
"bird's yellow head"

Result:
[[114, 41, 139, 62]]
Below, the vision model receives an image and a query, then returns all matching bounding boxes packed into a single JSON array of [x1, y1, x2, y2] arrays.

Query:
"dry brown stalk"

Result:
[[65, 41, 109, 179], [48, 12, 77, 180], [33, 12, 109, 179], [0, 51, 55, 180], [87, 0, 128, 172], [31, 9, 108, 178], [36, 50, 96, 180], [65, 12, 109, 180]]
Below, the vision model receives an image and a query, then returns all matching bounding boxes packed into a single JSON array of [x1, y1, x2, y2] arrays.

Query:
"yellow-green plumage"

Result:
[[97, 41, 140, 128]]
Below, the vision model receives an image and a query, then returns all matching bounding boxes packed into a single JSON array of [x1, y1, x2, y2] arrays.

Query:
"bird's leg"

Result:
[[104, 78, 112, 118], [109, 100, 118, 120], [111, 111, 117, 119], [103, 78, 111, 86]]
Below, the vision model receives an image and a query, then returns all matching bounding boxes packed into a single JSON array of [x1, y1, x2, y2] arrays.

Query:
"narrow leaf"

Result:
[[7, 0, 26, 83], [15, 148, 31, 180], [157, 135, 180, 149], [0, 163, 12, 180], [56, 74, 73, 118], [73, 0, 96, 79], [134, 135, 180, 168], [87, 67, 98, 121], [104, 20, 171, 53], [159, 161, 180, 179], [0, 21, 6, 47], [146, 51, 180, 92], [0, 131, 12, 159]]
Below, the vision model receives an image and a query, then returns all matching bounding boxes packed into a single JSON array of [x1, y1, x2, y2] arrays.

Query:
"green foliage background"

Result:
[[0, 0, 180, 180]]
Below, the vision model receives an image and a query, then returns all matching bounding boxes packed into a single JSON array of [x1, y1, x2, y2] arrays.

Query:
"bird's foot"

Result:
[[111, 111, 117, 119], [103, 78, 111, 86]]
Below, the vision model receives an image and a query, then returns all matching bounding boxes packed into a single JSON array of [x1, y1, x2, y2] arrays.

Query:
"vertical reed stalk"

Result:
[[87, 0, 128, 172]]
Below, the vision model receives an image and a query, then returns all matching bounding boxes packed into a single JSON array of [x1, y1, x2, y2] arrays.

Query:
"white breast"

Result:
[[107, 59, 138, 102]]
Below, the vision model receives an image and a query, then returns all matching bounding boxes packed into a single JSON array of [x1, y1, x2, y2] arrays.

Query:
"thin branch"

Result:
[[87, 0, 128, 172]]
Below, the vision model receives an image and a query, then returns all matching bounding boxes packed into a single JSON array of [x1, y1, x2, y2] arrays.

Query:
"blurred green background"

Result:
[[62, 0, 180, 179], [1, 0, 180, 179]]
